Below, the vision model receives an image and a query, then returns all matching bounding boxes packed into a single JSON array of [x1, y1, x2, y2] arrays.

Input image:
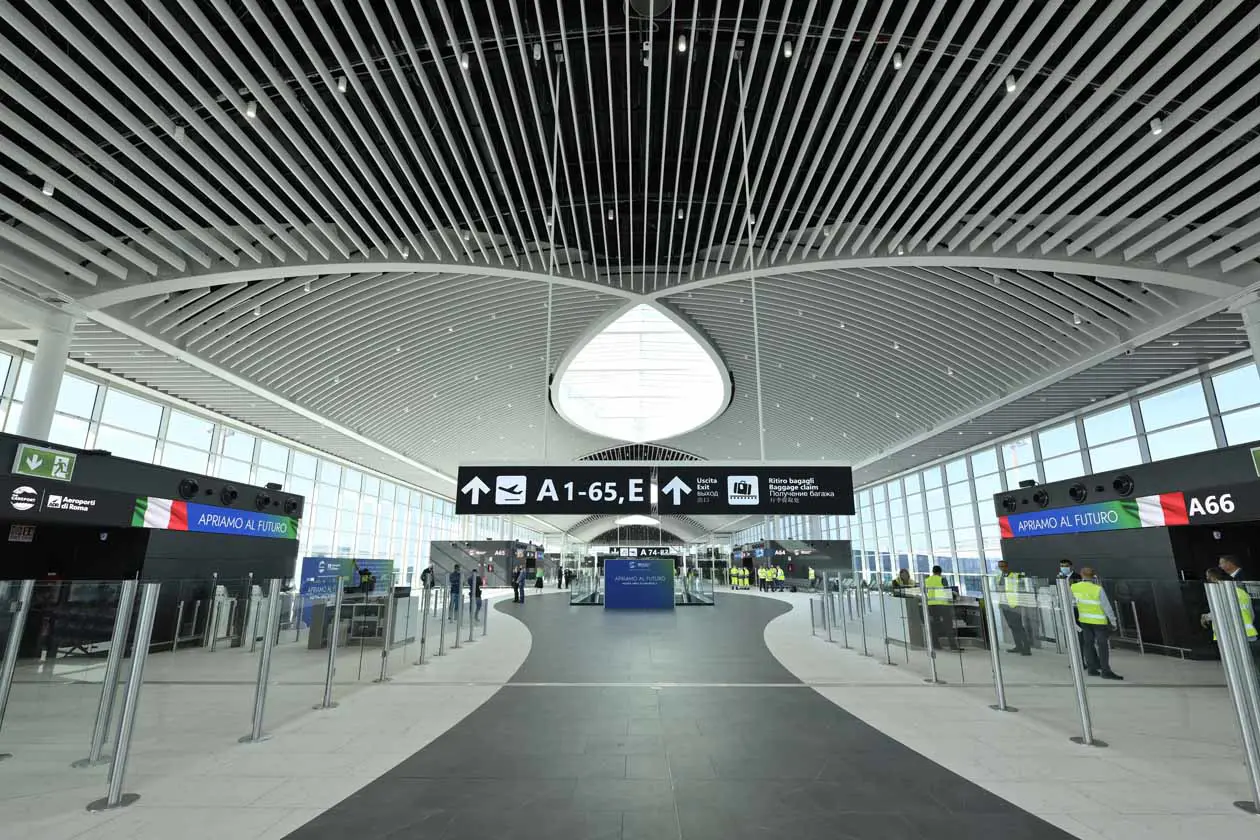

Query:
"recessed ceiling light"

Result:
[[892, 52, 903, 70], [448, 326, 454, 332], [253, 305, 261, 317], [507, 403, 512, 408], [245, 100, 258, 119], [460, 52, 470, 70], [946, 367, 954, 376], [1005, 75, 1017, 94], [533, 42, 542, 61], [1171, 340, 1180, 347], [893, 341, 899, 350], [303, 280, 312, 293], [1149, 117, 1163, 136], [173, 124, 185, 141], [336, 76, 347, 93], [896, 244, 905, 255], [41, 181, 55, 197], [677, 34, 687, 53], [783, 39, 793, 59], [1072, 313, 1083, 325]]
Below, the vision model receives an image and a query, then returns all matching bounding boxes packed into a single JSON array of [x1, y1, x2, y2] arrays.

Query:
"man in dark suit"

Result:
[[1220, 555, 1248, 582], [1059, 560, 1082, 583]]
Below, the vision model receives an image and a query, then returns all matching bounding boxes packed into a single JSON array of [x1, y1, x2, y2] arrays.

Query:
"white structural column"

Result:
[[16, 313, 73, 440], [1243, 298, 1260, 375]]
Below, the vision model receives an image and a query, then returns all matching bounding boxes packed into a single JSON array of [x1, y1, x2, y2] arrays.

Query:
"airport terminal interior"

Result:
[[4, 1, 1260, 838]]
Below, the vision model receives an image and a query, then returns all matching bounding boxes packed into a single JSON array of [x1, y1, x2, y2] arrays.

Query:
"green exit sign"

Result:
[[12, 443, 77, 482]]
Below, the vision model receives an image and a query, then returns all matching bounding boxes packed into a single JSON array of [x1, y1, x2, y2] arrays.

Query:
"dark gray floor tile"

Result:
[[667, 753, 718, 780], [438, 807, 624, 840], [574, 778, 676, 812], [584, 734, 667, 755], [623, 809, 682, 840], [899, 811, 1073, 839], [625, 753, 671, 779]]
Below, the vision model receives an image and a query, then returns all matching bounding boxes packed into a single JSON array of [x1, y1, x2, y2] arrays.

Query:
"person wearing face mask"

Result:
[[1058, 560, 1082, 583]]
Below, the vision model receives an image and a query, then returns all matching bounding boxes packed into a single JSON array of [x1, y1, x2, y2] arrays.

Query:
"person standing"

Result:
[[775, 565, 785, 592], [447, 563, 462, 622], [1219, 555, 1249, 582], [1059, 559, 1082, 583], [924, 565, 960, 652], [515, 564, 528, 603], [996, 560, 1032, 656], [808, 566, 817, 591], [1070, 567, 1122, 680], [469, 567, 483, 622]]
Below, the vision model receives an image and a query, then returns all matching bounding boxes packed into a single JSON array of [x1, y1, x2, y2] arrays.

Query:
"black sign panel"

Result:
[[456, 466, 654, 515], [1, 478, 136, 528], [655, 466, 855, 515], [1182, 483, 1260, 525]]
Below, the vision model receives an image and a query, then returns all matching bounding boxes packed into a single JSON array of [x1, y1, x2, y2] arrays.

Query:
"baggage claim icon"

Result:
[[727, 476, 760, 505]]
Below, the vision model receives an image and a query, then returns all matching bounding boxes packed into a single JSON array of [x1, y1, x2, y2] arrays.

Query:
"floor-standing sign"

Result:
[[604, 557, 674, 610]]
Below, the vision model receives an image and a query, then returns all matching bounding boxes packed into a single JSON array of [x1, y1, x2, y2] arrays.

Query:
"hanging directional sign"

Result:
[[455, 466, 654, 515], [655, 466, 855, 515]]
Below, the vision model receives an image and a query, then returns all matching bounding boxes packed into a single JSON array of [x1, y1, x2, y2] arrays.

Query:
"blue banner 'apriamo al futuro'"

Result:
[[604, 557, 675, 610]]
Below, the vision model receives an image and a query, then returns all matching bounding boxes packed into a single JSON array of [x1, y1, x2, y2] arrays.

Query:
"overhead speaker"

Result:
[[1000, 496, 1017, 513], [1032, 489, 1050, 508], [254, 492, 272, 511], [283, 498, 301, 516], [1112, 474, 1135, 497], [1068, 483, 1088, 503], [220, 485, 239, 506], [178, 478, 199, 500], [628, 0, 672, 17]]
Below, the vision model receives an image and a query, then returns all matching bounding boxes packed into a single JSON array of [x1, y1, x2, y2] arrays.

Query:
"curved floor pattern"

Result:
[[283, 592, 1076, 839]]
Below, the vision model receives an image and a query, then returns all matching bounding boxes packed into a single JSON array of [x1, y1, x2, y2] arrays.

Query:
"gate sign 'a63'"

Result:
[[455, 466, 654, 515]]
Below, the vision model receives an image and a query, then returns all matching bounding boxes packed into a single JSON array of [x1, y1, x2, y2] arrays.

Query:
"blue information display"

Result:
[[604, 557, 675, 610]]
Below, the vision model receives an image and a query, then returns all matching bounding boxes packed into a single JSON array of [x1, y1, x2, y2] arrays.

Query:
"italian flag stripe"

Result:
[[1136, 495, 1166, 526], [1160, 491, 1188, 526], [131, 497, 190, 531]]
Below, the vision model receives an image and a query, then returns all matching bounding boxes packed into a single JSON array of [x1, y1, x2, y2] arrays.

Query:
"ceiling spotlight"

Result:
[[677, 34, 687, 53], [400, 244, 409, 258], [896, 243, 905, 255], [946, 366, 954, 376], [245, 100, 258, 119], [533, 42, 542, 61], [303, 280, 312, 293], [1005, 75, 1017, 94], [173, 124, 186, 141], [462, 230, 471, 241], [336, 76, 347, 93], [892, 341, 899, 350], [607, 208, 615, 221], [1171, 340, 1180, 347], [253, 305, 261, 317], [41, 181, 54, 197], [460, 52, 470, 70], [1072, 312, 1083, 325], [677, 208, 685, 220], [783, 39, 794, 59], [747, 213, 756, 226], [892, 52, 903, 70], [1149, 117, 1163, 136]]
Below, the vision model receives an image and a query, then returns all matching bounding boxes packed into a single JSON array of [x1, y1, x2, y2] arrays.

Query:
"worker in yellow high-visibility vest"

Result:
[[1070, 567, 1122, 680], [995, 560, 1031, 656], [923, 565, 960, 652], [1203, 567, 1259, 646], [774, 565, 785, 592]]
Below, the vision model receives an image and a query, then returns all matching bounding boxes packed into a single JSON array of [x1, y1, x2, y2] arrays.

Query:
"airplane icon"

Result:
[[495, 475, 527, 505]]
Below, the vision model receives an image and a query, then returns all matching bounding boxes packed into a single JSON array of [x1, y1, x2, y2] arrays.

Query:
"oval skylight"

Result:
[[553, 304, 730, 443]]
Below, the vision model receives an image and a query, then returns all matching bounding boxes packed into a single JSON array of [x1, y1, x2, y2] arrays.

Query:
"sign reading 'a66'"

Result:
[[1184, 483, 1260, 524]]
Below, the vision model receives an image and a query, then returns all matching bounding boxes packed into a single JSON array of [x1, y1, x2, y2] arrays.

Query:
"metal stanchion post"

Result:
[[809, 599, 818, 635], [452, 593, 462, 650], [857, 582, 870, 656], [376, 577, 397, 683], [437, 590, 448, 656], [0, 580, 36, 762], [87, 582, 160, 812], [189, 599, 201, 645], [878, 590, 896, 666], [1209, 582, 1260, 814], [74, 579, 139, 767], [482, 595, 489, 636], [822, 575, 834, 643], [467, 589, 477, 644], [1130, 601, 1145, 655], [204, 572, 218, 649], [172, 601, 185, 652], [315, 579, 344, 710], [980, 575, 1016, 713], [241, 579, 283, 742], [1056, 578, 1105, 747], [415, 583, 431, 665], [919, 588, 943, 684], [294, 595, 303, 642]]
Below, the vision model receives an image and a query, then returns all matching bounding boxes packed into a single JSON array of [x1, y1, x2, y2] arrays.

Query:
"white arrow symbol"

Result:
[[661, 476, 691, 505], [24, 454, 43, 471], [460, 476, 490, 504]]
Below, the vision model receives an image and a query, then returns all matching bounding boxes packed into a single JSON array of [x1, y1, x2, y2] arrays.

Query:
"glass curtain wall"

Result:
[[0, 348, 543, 585], [736, 357, 1260, 592]]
